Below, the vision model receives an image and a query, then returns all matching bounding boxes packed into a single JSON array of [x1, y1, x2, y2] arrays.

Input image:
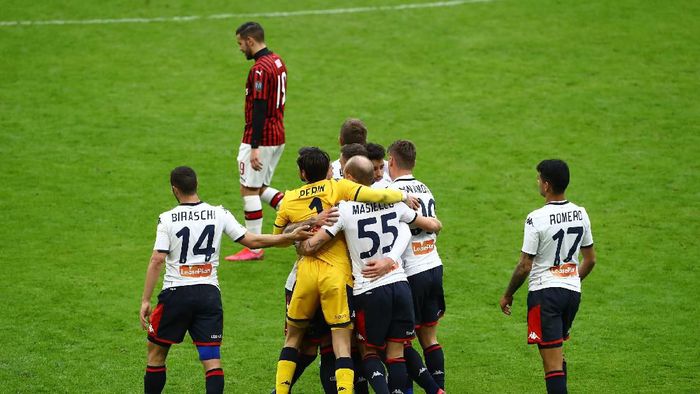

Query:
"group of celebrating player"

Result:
[[139, 21, 596, 394]]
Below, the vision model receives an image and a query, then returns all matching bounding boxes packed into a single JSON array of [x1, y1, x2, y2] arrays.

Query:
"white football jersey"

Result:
[[325, 200, 418, 295], [153, 202, 247, 289], [331, 159, 343, 180], [388, 175, 443, 277], [522, 200, 594, 293]]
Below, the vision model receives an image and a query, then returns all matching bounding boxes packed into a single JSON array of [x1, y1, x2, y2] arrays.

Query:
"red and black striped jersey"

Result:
[[243, 48, 287, 146]]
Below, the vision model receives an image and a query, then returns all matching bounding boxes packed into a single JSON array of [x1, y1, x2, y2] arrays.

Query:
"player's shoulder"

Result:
[[524, 205, 551, 226], [337, 200, 354, 213]]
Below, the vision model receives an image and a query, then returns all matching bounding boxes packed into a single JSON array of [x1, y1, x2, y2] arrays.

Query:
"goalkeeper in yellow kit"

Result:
[[273, 147, 417, 393]]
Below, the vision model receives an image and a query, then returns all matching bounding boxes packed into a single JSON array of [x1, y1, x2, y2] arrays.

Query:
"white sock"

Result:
[[243, 195, 263, 252], [260, 187, 284, 210]]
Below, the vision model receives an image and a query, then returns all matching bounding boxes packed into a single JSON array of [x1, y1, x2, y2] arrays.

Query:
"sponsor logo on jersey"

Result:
[[549, 263, 578, 278], [179, 263, 213, 278], [255, 70, 263, 76], [371, 371, 384, 378], [412, 239, 435, 255], [254, 81, 263, 92], [275, 59, 283, 68]]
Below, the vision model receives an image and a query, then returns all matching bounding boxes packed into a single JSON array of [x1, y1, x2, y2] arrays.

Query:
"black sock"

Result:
[[353, 349, 369, 394], [387, 357, 409, 394], [291, 353, 316, 386], [404, 345, 440, 394], [205, 368, 224, 394], [144, 365, 166, 394], [423, 344, 445, 389], [319, 346, 336, 394], [363, 354, 389, 394], [545, 370, 567, 394]]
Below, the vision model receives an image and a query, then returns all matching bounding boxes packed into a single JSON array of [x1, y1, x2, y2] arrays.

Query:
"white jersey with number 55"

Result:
[[388, 175, 442, 277], [325, 200, 418, 295], [522, 200, 594, 293], [154, 202, 247, 290]]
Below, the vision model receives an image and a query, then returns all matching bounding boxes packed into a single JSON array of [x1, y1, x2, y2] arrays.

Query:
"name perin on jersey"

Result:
[[388, 175, 443, 277], [522, 200, 594, 293], [154, 202, 247, 289]]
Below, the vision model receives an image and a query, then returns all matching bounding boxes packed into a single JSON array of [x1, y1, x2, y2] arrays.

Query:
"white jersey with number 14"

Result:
[[154, 202, 247, 290]]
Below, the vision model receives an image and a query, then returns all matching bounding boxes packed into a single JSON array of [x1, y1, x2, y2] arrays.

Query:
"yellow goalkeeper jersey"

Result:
[[273, 178, 404, 275]]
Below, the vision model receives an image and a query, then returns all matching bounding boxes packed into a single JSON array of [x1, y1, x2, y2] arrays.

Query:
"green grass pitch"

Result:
[[1, 0, 698, 392]]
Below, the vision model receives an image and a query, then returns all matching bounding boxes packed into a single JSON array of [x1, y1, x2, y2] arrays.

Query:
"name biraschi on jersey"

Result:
[[170, 209, 216, 222]]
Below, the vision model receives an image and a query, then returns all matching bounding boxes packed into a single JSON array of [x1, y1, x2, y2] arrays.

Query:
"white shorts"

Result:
[[237, 143, 285, 188]]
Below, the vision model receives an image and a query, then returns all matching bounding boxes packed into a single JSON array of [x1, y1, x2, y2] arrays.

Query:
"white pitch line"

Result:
[[0, 0, 493, 27]]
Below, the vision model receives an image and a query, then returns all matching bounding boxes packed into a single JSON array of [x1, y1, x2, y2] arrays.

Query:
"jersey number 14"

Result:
[[175, 225, 216, 264]]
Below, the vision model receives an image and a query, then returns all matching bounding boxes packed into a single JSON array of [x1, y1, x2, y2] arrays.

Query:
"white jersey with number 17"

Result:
[[154, 202, 247, 290], [522, 200, 594, 293]]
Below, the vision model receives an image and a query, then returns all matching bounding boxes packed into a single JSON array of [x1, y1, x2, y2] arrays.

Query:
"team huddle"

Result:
[[139, 22, 597, 394]]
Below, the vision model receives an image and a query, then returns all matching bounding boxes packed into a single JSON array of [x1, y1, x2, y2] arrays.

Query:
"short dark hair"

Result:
[[365, 142, 385, 161], [340, 143, 368, 161], [388, 140, 416, 170], [536, 159, 570, 194], [297, 147, 330, 183], [170, 166, 198, 195], [236, 22, 265, 42], [339, 119, 368, 145]]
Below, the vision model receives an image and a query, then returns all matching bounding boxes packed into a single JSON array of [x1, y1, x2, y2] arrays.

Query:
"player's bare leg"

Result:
[[226, 185, 265, 261], [331, 327, 355, 392], [539, 346, 567, 394], [275, 323, 305, 394], [417, 325, 445, 390], [144, 342, 169, 394]]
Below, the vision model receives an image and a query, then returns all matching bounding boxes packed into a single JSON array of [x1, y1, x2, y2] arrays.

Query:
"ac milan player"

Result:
[[499, 159, 597, 394], [226, 21, 288, 261], [140, 166, 311, 394]]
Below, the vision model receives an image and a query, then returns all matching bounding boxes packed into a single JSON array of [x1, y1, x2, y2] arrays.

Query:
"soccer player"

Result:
[[387, 140, 446, 393], [140, 166, 311, 394], [366, 142, 392, 188], [226, 21, 288, 262], [499, 159, 597, 394], [272, 148, 418, 393], [331, 118, 368, 179], [298, 156, 443, 394], [333, 143, 368, 180]]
